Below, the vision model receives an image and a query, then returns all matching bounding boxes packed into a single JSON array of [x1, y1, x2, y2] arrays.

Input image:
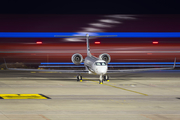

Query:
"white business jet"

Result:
[[4, 34, 176, 84]]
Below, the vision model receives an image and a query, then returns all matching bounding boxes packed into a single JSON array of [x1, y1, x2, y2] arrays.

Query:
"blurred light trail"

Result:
[[39, 65, 180, 68], [39, 65, 84, 67], [105, 15, 136, 19], [64, 15, 135, 42], [41, 63, 82, 64], [36, 41, 42, 44], [64, 38, 83, 42], [89, 23, 111, 27], [0, 43, 179, 64], [95, 41, 100, 44], [40, 62, 180, 65], [153, 41, 159, 44], [1, 51, 180, 53], [99, 19, 121, 23], [1, 32, 180, 38], [83, 28, 102, 32]]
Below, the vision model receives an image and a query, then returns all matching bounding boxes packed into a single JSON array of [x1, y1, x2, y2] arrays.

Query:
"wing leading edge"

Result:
[[3, 58, 176, 74], [107, 58, 176, 73], [3, 58, 88, 73], [7, 68, 89, 73]]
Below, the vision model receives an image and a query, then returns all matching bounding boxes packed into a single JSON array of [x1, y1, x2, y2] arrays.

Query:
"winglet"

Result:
[[173, 57, 176, 68], [3, 58, 8, 69]]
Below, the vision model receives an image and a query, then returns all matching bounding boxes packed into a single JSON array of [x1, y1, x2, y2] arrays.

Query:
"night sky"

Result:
[[0, 1, 180, 14]]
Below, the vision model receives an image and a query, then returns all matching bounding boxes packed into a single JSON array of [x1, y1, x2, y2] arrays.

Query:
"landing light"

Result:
[[95, 41, 100, 44]]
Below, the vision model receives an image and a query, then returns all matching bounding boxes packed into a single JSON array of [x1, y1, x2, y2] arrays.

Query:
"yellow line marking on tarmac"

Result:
[[103, 83, 148, 96], [38, 72, 58, 73], [31, 72, 36, 73], [0, 94, 50, 99], [82, 77, 148, 96]]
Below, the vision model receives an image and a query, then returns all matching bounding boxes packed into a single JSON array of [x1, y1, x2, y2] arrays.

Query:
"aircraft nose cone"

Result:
[[100, 69, 106, 74], [97, 67, 107, 75]]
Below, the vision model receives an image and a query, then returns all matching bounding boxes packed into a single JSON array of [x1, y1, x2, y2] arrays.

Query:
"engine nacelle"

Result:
[[71, 53, 83, 65], [99, 53, 111, 64]]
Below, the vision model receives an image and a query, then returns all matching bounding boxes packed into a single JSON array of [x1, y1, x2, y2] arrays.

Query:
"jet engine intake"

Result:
[[99, 53, 111, 63], [71, 53, 83, 65]]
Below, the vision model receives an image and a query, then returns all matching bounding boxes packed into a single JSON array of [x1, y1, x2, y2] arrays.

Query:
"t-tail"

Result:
[[86, 34, 91, 56], [54, 33, 117, 57]]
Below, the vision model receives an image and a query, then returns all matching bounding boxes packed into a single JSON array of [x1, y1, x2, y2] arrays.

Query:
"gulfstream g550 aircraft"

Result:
[[4, 34, 176, 84]]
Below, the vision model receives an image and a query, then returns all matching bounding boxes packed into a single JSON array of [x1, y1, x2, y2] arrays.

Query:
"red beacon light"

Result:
[[95, 41, 100, 44], [152, 41, 158, 44], [36, 41, 42, 44]]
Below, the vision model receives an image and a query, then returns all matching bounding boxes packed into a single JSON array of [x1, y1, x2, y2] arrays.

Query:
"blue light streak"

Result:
[[39, 66, 84, 67], [39, 65, 180, 68], [41, 62, 180, 65], [1, 32, 180, 38], [41, 63, 82, 65]]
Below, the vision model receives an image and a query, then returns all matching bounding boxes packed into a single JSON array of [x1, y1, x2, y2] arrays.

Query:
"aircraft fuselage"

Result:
[[84, 55, 107, 75]]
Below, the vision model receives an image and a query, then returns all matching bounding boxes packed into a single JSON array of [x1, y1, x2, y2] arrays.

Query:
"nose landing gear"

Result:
[[99, 74, 109, 84], [77, 75, 82, 82], [99, 74, 103, 84]]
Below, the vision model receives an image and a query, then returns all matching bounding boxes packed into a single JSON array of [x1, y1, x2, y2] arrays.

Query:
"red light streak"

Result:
[[36, 41, 42, 44], [152, 41, 158, 44], [95, 41, 100, 44]]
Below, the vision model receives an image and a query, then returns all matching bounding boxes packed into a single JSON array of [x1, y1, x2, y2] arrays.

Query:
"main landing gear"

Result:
[[99, 74, 109, 84], [77, 74, 109, 84], [103, 75, 109, 82], [77, 75, 82, 82]]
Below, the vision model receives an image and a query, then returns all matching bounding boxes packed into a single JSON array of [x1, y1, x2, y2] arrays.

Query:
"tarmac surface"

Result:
[[0, 70, 180, 120]]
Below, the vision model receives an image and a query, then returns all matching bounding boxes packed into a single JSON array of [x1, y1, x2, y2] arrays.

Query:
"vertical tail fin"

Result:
[[173, 57, 176, 68], [54, 34, 116, 57], [86, 34, 91, 56]]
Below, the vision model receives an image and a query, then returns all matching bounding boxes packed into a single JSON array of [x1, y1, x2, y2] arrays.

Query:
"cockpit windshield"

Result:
[[95, 62, 106, 66]]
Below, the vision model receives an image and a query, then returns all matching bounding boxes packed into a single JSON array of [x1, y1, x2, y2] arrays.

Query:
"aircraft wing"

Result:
[[107, 58, 176, 73], [3, 58, 89, 73], [7, 68, 89, 73], [4, 58, 176, 74]]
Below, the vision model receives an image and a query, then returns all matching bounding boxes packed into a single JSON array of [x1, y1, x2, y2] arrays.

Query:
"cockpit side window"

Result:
[[95, 62, 106, 66]]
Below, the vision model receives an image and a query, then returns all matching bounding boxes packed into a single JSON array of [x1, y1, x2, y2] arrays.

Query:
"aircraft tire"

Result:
[[106, 75, 109, 81], [99, 80, 103, 84], [103, 75, 107, 81], [77, 76, 80, 82]]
